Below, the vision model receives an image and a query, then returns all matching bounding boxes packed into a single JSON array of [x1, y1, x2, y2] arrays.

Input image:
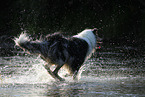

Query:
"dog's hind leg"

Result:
[[43, 64, 65, 81]]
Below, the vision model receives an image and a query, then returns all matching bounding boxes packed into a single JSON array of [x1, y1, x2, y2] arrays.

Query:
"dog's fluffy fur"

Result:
[[14, 29, 98, 81]]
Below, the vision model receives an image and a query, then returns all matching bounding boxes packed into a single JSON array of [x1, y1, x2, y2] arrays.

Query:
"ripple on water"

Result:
[[0, 46, 145, 96]]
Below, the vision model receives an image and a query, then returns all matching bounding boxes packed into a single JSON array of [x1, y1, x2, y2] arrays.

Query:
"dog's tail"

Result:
[[14, 33, 45, 55]]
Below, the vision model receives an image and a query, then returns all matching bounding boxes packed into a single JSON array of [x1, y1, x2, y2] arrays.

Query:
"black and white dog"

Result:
[[14, 28, 99, 81]]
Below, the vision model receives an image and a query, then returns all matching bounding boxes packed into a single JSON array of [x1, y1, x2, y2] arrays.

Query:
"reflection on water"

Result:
[[0, 45, 145, 96]]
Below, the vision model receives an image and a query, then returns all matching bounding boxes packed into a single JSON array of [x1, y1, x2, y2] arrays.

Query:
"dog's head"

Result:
[[92, 28, 102, 41], [92, 28, 102, 49]]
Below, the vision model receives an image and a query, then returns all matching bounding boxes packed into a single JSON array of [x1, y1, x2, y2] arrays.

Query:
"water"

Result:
[[0, 45, 145, 96]]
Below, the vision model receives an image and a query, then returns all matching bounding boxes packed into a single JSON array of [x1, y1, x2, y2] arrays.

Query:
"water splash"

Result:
[[1, 56, 49, 84], [1, 55, 80, 84], [1, 46, 145, 97], [1, 48, 144, 85]]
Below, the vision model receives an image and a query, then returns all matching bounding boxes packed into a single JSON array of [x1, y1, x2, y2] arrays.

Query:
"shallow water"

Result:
[[0, 45, 145, 97]]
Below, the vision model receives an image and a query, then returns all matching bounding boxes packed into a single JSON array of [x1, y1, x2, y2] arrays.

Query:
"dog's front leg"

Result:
[[43, 64, 65, 81], [53, 64, 65, 81]]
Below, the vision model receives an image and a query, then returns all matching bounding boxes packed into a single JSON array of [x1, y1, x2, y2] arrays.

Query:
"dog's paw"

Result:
[[59, 78, 65, 81]]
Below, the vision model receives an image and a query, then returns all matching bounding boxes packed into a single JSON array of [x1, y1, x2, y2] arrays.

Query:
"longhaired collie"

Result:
[[14, 28, 100, 81]]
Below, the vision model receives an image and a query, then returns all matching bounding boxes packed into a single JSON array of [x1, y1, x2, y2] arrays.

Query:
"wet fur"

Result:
[[14, 29, 97, 81]]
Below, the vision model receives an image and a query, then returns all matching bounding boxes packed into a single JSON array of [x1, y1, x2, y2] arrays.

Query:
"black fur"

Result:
[[15, 29, 97, 81]]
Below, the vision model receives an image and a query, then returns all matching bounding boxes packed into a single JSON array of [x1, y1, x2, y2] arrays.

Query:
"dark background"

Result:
[[0, 0, 145, 45]]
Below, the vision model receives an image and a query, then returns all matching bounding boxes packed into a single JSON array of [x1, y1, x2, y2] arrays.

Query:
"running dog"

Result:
[[14, 28, 100, 81]]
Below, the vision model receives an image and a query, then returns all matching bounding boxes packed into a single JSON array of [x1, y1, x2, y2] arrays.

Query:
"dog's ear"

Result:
[[92, 28, 98, 35]]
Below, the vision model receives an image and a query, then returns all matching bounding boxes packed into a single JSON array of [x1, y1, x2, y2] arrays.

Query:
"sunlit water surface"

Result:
[[0, 45, 145, 97]]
